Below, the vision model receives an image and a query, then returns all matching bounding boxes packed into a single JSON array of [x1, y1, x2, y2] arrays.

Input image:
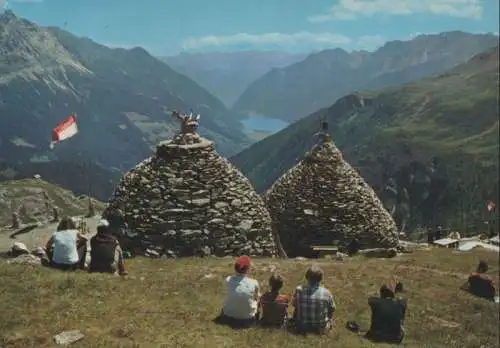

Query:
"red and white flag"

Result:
[[486, 200, 496, 212], [49, 114, 78, 149]]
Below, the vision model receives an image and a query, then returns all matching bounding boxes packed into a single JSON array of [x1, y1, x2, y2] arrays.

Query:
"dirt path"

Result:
[[0, 216, 102, 253]]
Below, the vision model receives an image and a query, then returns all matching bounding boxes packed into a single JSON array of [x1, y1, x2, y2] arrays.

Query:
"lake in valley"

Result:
[[240, 115, 289, 138]]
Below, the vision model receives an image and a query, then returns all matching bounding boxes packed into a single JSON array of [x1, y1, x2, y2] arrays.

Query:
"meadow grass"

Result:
[[0, 248, 498, 347]]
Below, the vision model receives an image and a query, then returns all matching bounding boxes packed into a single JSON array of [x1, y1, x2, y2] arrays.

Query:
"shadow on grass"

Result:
[[213, 314, 343, 338]]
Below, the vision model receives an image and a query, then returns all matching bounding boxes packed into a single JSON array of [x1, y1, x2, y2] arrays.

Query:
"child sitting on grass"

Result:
[[258, 274, 289, 328]]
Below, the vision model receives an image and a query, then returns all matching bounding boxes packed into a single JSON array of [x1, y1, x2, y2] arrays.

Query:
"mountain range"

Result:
[[231, 31, 499, 122], [0, 10, 249, 174], [1, 9, 499, 227], [230, 46, 499, 231], [163, 51, 306, 107]]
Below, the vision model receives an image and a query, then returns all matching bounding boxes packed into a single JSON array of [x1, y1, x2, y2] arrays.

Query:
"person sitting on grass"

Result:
[[461, 260, 496, 301], [291, 265, 336, 334], [258, 274, 289, 328], [44, 217, 88, 271], [216, 255, 260, 329], [365, 284, 407, 344], [88, 220, 128, 276]]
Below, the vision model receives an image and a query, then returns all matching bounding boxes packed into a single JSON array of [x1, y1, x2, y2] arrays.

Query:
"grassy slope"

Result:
[[0, 161, 121, 202], [230, 48, 499, 225], [0, 179, 104, 226], [0, 249, 498, 347]]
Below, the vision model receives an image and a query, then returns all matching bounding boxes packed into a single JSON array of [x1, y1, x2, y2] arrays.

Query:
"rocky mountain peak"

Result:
[[0, 12, 91, 85], [0, 13, 247, 174], [0, 9, 16, 21]]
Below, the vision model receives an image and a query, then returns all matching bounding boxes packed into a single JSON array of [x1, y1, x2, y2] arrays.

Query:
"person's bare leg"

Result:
[[76, 243, 88, 270]]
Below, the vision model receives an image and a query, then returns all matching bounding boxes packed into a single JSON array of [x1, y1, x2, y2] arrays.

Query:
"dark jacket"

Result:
[[88, 234, 119, 273], [366, 296, 407, 343]]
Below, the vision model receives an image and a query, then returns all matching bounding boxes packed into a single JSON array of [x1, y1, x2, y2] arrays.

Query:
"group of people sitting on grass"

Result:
[[216, 255, 498, 344], [40, 216, 497, 343], [42, 217, 128, 276], [216, 256, 407, 343]]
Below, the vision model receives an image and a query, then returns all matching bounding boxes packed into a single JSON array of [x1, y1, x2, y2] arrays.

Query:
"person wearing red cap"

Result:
[[217, 255, 260, 328]]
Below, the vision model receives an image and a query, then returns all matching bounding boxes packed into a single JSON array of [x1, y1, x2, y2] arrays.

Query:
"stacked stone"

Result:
[[264, 137, 399, 257], [103, 134, 276, 258]]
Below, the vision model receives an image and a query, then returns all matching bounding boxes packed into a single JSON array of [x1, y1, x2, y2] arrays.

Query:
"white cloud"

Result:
[[182, 31, 352, 50], [357, 35, 388, 50], [308, 0, 483, 22], [102, 43, 140, 50], [408, 31, 438, 38]]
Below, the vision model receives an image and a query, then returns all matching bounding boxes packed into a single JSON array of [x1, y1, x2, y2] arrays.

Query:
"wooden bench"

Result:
[[310, 245, 338, 258]]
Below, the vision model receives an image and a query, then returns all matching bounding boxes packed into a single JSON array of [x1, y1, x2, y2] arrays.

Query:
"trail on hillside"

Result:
[[0, 216, 100, 253]]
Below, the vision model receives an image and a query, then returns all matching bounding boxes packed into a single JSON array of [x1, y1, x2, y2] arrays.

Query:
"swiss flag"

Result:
[[486, 200, 496, 212], [50, 114, 78, 149]]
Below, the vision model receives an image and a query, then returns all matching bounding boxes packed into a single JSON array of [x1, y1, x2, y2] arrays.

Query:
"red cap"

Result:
[[235, 255, 251, 267]]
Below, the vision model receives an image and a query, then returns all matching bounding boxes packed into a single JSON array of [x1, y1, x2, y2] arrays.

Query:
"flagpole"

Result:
[[50, 114, 88, 217], [76, 112, 94, 218], [87, 156, 95, 217]]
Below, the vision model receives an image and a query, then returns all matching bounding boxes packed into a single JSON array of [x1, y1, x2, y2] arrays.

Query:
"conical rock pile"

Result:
[[103, 134, 276, 258], [264, 138, 399, 257]]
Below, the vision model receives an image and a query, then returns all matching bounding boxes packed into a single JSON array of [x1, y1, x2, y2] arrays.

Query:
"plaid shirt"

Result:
[[293, 285, 335, 328]]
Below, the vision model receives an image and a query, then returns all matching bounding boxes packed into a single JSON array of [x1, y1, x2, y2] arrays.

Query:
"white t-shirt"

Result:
[[51, 229, 79, 264], [222, 275, 259, 320]]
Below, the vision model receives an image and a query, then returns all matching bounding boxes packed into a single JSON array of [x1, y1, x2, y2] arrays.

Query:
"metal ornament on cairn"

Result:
[[314, 116, 331, 143], [309, 116, 342, 162], [171, 110, 202, 144]]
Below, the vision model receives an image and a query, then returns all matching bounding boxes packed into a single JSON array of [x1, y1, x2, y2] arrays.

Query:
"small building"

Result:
[[433, 238, 459, 249]]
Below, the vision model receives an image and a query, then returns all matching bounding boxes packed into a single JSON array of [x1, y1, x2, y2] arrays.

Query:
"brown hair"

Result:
[[305, 265, 323, 286], [57, 217, 76, 231], [269, 274, 284, 293], [380, 284, 395, 299], [477, 260, 489, 273]]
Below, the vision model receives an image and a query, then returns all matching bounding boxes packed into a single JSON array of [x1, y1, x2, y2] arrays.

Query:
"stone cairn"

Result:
[[86, 197, 95, 218], [103, 111, 277, 258], [264, 121, 399, 257], [52, 206, 60, 222], [11, 212, 20, 229]]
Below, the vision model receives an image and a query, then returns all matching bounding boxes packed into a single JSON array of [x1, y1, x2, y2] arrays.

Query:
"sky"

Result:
[[1, 0, 499, 56]]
